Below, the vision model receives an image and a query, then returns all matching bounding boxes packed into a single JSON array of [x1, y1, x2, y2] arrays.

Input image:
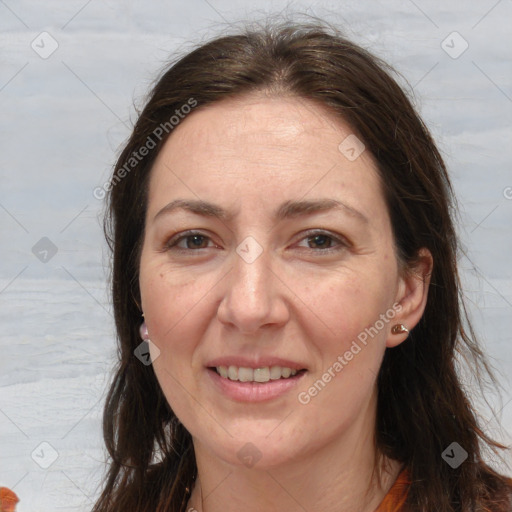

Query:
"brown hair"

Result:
[[93, 18, 512, 512]]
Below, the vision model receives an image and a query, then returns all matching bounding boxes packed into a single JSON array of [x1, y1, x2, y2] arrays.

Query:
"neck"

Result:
[[186, 392, 402, 512]]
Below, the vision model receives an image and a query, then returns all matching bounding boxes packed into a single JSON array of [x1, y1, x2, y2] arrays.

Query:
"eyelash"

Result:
[[164, 230, 349, 254]]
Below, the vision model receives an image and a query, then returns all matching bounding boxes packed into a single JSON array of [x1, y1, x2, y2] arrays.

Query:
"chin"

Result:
[[191, 421, 308, 470]]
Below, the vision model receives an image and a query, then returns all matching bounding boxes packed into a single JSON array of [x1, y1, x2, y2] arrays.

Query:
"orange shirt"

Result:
[[374, 468, 410, 512], [374, 468, 512, 512], [0, 487, 19, 512]]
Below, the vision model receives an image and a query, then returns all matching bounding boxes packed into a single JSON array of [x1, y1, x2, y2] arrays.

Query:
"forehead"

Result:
[[146, 94, 386, 225], [158, 93, 360, 162]]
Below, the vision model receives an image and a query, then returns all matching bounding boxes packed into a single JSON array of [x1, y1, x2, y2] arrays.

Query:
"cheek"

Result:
[[299, 268, 395, 404], [304, 269, 392, 345], [141, 268, 202, 345], [294, 306, 385, 435], [139, 262, 222, 380], [139, 268, 210, 420]]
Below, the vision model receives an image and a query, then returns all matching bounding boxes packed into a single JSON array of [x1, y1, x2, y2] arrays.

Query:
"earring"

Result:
[[391, 323, 409, 335], [139, 321, 149, 341]]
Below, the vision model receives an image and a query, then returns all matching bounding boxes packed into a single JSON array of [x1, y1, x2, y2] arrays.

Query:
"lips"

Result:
[[205, 357, 308, 402]]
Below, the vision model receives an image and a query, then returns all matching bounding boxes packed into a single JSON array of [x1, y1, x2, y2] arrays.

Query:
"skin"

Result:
[[139, 92, 432, 512]]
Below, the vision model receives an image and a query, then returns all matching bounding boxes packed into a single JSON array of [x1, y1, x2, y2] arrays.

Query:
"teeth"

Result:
[[254, 367, 270, 382], [228, 366, 237, 380], [269, 366, 282, 380], [215, 365, 299, 383], [238, 367, 253, 382]]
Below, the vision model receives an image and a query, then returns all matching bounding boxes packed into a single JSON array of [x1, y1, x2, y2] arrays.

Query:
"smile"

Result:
[[214, 365, 302, 383], [207, 365, 307, 402]]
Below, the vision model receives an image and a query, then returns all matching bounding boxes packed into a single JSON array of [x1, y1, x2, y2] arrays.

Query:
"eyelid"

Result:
[[164, 230, 216, 250], [164, 228, 350, 253], [294, 229, 351, 252]]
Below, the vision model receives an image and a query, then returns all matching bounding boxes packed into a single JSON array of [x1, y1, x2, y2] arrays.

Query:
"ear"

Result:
[[386, 248, 433, 348]]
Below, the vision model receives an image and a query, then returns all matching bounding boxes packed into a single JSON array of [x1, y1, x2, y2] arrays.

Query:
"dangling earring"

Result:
[[139, 321, 149, 341], [135, 317, 161, 364], [391, 323, 409, 335]]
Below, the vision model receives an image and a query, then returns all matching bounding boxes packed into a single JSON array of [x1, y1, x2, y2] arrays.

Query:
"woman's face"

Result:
[[139, 94, 413, 468]]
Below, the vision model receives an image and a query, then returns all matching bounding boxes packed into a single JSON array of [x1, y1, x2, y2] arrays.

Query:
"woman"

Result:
[[93, 18, 512, 512]]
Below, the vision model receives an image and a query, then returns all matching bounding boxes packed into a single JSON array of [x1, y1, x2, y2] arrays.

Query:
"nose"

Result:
[[216, 242, 289, 334]]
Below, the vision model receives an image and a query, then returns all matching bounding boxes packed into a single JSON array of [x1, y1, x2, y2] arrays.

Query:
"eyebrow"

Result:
[[153, 198, 369, 224]]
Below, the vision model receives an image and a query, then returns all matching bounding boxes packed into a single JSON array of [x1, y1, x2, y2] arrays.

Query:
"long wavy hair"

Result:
[[93, 18, 512, 512]]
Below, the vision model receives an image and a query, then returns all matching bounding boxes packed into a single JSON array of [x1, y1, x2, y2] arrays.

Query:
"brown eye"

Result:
[[307, 234, 334, 249], [165, 231, 215, 251], [296, 230, 349, 254], [182, 234, 210, 249]]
